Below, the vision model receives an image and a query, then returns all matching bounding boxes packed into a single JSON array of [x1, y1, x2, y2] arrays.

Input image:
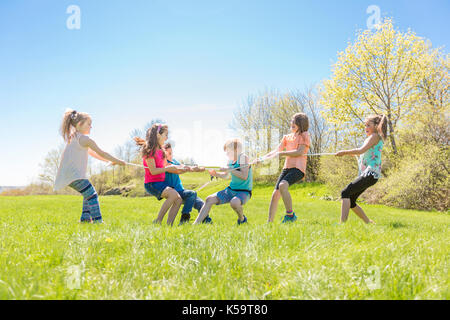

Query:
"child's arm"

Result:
[[279, 145, 307, 157], [336, 134, 380, 156], [231, 154, 250, 180], [254, 141, 284, 165], [209, 169, 229, 179], [80, 136, 125, 165], [144, 158, 178, 175], [88, 149, 109, 162], [188, 166, 205, 172], [165, 165, 189, 174]]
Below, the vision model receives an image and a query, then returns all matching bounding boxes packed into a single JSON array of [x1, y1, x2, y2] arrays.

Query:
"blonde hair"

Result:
[[60, 109, 91, 142], [292, 113, 309, 133], [366, 114, 388, 141], [223, 138, 243, 159]]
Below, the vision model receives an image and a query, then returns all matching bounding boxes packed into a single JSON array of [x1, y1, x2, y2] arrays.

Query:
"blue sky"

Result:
[[0, 0, 449, 186]]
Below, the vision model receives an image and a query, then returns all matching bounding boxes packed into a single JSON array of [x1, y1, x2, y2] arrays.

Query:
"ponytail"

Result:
[[377, 114, 388, 141], [60, 109, 91, 142], [366, 114, 388, 141]]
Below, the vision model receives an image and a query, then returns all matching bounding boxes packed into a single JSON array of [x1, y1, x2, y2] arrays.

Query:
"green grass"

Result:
[[0, 181, 448, 300]]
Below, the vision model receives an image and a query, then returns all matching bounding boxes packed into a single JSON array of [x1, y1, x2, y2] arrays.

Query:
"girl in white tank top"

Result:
[[54, 109, 125, 223]]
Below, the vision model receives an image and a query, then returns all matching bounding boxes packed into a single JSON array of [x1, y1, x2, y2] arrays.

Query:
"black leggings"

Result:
[[341, 174, 378, 208]]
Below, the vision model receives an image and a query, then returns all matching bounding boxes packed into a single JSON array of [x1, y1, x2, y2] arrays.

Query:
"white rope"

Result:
[[125, 162, 148, 169], [122, 153, 337, 192], [306, 153, 336, 156], [124, 153, 337, 172]]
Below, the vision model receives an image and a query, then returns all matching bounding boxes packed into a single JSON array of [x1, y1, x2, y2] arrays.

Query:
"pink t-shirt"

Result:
[[278, 132, 311, 174], [144, 149, 166, 183]]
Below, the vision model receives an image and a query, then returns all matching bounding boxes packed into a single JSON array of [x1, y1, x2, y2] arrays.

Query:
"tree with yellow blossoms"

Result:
[[320, 18, 436, 154]]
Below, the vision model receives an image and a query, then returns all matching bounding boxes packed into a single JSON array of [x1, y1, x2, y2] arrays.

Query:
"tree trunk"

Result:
[[387, 116, 397, 154]]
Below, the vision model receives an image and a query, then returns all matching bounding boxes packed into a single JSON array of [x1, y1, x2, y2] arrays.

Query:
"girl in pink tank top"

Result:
[[134, 123, 186, 226]]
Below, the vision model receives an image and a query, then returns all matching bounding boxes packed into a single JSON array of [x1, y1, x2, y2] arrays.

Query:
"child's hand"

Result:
[[111, 160, 126, 166], [219, 167, 229, 172], [175, 165, 189, 173], [191, 166, 205, 172], [251, 158, 263, 165], [180, 166, 190, 173]]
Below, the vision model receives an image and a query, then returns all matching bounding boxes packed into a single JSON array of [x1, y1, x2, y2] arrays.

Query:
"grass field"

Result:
[[0, 177, 448, 300]]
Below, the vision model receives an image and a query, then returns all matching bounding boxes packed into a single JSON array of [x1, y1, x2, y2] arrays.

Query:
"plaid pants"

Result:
[[69, 179, 102, 222]]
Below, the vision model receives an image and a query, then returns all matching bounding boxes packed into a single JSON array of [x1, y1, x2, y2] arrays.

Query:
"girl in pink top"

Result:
[[256, 113, 310, 223], [135, 123, 187, 226]]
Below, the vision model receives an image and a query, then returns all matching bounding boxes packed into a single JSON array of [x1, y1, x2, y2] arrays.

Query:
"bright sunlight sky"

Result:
[[0, 0, 449, 185]]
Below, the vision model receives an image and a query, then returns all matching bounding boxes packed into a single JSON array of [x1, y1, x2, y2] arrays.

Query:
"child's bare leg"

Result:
[[268, 189, 281, 222], [278, 181, 293, 212], [340, 198, 351, 223], [154, 188, 178, 223], [167, 195, 182, 226], [351, 205, 375, 224], [194, 195, 219, 224], [230, 197, 244, 221]]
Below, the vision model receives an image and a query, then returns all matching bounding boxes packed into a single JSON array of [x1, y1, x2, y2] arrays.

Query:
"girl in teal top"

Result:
[[336, 115, 387, 225], [358, 139, 384, 179]]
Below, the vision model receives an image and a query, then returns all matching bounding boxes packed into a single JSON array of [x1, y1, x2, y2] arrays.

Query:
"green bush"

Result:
[[371, 144, 449, 211], [318, 154, 359, 197]]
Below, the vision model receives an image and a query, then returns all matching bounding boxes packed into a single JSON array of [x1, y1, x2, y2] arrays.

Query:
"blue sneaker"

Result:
[[237, 216, 248, 225], [282, 212, 297, 223], [202, 216, 213, 224], [178, 213, 191, 226]]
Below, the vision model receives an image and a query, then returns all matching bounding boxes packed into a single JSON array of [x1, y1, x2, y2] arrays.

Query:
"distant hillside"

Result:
[[0, 186, 25, 193]]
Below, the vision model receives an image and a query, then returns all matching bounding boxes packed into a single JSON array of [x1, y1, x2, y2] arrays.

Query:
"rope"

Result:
[[121, 153, 337, 192], [124, 153, 337, 171]]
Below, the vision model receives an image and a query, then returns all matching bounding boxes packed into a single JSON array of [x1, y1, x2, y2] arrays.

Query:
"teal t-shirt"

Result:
[[228, 154, 253, 191], [165, 159, 184, 192]]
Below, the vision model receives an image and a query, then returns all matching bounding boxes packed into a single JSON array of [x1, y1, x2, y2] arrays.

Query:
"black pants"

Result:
[[341, 174, 378, 208]]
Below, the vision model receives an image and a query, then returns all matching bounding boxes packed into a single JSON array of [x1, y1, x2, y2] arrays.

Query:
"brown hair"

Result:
[[163, 142, 172, 150], [366, 114, 388, 140], [134, 123, 168, 159], [60, 109, 91, 142], [292, 113, 309, 134]]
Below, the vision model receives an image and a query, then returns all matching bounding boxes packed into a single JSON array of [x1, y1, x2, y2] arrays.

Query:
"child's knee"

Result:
[[206, 195, 218, 205], [167, 189, 181, 200], [188, 190, 197, 199], [279, 181, 289, 191], [230, 197, 242, 209]]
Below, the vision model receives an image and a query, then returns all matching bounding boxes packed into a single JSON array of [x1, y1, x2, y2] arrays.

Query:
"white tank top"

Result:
[[54, 132, 89, 191]]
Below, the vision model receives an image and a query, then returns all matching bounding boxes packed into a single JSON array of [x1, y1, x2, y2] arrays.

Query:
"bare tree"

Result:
[[39, 144, 65, 185]]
